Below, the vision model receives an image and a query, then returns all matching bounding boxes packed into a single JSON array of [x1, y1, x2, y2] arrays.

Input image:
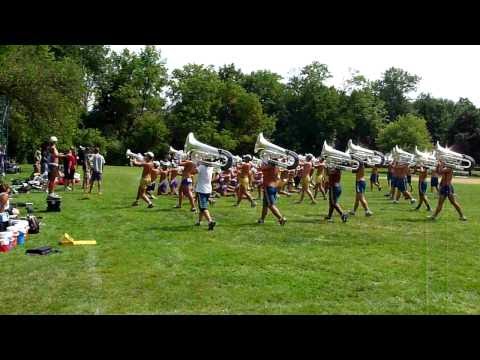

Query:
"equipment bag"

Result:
[[25, 246, 60, 256], [27, 215, 40, 234]]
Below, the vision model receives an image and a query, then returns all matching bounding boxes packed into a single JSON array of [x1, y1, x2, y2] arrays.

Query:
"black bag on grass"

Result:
[[27, 215, 40, 234], [26, 246, 53, 255]]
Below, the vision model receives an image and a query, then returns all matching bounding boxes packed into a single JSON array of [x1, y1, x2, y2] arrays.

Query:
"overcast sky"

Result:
[[110, 45, 480, 107]]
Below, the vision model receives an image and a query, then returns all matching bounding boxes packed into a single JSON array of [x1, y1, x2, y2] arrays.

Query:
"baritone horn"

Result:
[[184, 132, 233, 170], [254, 133, 299, 170], [392, 145, 415, 166], [321, 141, 359, 171], [435, 141, 475, 171], [414, 146, 437, 170], [126, 149, 144, 161], [346, 139, 385, 166]]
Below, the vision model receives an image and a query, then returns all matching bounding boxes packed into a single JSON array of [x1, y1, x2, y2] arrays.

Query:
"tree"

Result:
[[373, 67, 421, 122], [376, 114, 432, 153]]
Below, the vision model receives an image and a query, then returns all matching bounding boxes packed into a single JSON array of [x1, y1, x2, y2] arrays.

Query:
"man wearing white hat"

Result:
[[131, 151, 155, 208], [47, 136, 63, 197]]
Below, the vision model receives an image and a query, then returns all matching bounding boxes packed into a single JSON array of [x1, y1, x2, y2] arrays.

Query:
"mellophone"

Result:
[[127, 134, 475, 172]]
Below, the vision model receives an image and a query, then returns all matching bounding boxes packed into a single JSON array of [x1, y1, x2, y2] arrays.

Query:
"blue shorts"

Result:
[[370, 174, 378, 183], [181, 178, 192, 187], [197, 192, 210, 211], [391, 176, 398, 188], [170, 179, 177, 189], [330, 184, 342, 204], [356, 180, 366, 193], [387, 172, 392, 181], [263, 186, 278, 207], [431, 176, 438, 187], [419, 181, 427, 194], [397, 177, 407, 193], [91, 171, 102, 181], [407, 175, 412, 184], [440, 184, 454, 197]]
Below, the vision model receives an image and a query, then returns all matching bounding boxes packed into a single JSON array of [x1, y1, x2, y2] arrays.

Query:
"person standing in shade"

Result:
[[89, 147, 105, 195]]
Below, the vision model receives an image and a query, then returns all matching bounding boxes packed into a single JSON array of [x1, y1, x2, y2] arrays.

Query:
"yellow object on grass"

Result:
[[59, 233, 97, 246]]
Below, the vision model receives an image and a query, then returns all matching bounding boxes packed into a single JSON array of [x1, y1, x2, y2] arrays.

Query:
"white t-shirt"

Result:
[[195, 164, 213, 194], [92, 154, 105, 173]]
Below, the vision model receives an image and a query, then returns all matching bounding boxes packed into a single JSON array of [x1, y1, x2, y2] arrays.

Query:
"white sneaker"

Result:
[[349, 210, 355, 216], [392, 200, 399, 204], [427, 215, 436, 220], [460, 216, 467, 221], [410, 198, 417, 204], [365, 210, 373, 217]]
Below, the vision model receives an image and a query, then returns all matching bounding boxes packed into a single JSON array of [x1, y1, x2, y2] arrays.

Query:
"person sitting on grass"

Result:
[[349, 161, 373, 217], [324, 166, 348, 223], [428, 160, 467, 221], [413, 165, 431, 212], [313, 158, 327, 200], [370, 164, 382, 192], [131, 152, 155, 208], [234, 155, 257, 207], [296, 154, 317, 205], [195, 160, 216, 230], [258, 159, 287, 226], [89, 147, 105, 195], [175, 156, 197, 211]]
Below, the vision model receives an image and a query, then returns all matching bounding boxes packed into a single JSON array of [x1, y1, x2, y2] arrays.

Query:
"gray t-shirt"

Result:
[[92, 154, 105, 173], [195, 164, 213, 194]]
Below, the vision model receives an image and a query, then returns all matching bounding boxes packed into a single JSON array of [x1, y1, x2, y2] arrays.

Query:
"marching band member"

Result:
[[258, 159, 287, 226], [296, 154, 317, 204], [234, 155, 257, 207], [393, 162, 416, 204], [430, 168, 439, 197], [156, 162, 170, 196], [168, 163, 179, 196], [428, 160, 467, 221], [413, 165, 431, 212], [146, 161, 160, 200], [384, 162, 394, 197], [175, 156, 197, 211], [370, 165, 382, 192], [131, 152, 155, 208], [349, 161, 373, 217], [324, 166, 348, 223], [313, 158, 327, 200], [276, 168, 291, 196], [286, 169, 296, 193], [254, 166, 263, 200], [406, 166, 413, 192], [195, 160, 216, 230]]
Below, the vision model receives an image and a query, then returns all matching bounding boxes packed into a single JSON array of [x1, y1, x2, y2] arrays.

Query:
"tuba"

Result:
[[346, 139, 385, 166], [126, 149, 144, 161], [169, 146, 187, 161], [414, 146, 437, 170], [434, 141, 474, 171], [321, 141, 359, 171], [184, 132, 233, 170], [392, 145, 415, 166], [254, 133, 299, 170], [383, 152, 394, 166]]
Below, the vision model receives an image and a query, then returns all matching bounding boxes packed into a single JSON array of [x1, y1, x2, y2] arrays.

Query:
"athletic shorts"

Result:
[[387, 172, 392, 181], [181, 178, 192, 187], [139, 176, 151, 189], [170, 179, 178, 189], [159, 179, 168, 193], [440, 184, 454, 197], [66, 168, 75, 180], [397, 177, 407, 193], [91, 171, 102, 181], [370, 174, 378, 183], [197, 192, 210, 211], [263, 186, 278, 207], [146, 182, 156, 192], [315, 175, 324, 184], [294, 176, 301, 187], [330, 184, 342, 204], [356, 180, 366, 194], [407, 175, 412, 184], [419, 181, 427, 194], [431, 176, 439, 187], [301, 176, 311, 189], [239, 176, 249, 189]]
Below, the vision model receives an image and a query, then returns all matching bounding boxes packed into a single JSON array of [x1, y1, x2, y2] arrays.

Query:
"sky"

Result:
[[110, 45, 480, 107]]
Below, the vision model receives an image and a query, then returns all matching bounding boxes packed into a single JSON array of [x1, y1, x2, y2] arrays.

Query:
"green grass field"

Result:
[[1, 165, 479, 314]]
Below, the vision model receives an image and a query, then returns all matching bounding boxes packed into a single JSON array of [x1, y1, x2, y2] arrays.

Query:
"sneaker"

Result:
[[379, 187, 382, 191], [191, 208, 197, 212], [279, 217, 287, 226], [384, 194, 390, 197], [310, 201, 317, 205], [251, 201, 257, 208], [427, 215, 436, 220], [427, 207, 432, 212], [233, 203, 239, 207], [147, 203, 154, 209], [365, 210, 373, 217], [392, 200, 399, 204], [150, 195, 157, 200], [132, 201, 139, 206], [257, 219, 264, 224], [413, 207, 420, 211], [348, 210, 355, 216], [208, 221, 216, 230], [410, 198, 417, 204], [341, 213, 348, 223], [459, 216, 467, 221], [173, 205, 181, 208], [194, 222, 201, 226]]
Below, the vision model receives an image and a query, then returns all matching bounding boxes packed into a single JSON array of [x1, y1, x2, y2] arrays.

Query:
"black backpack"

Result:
[[27, 215, 40, 234]]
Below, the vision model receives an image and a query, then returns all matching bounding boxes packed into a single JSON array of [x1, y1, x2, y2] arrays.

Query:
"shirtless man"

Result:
[[313, 158, 327, 200], [276, 168, 291, 196], [286, 169, 296, 193], [413, 165, 431, 212], [389, 161, 400, 200], [169, 164, 179, 196], [132, 152, 155, 208], [47, 136, 64, 197], [393, 162, 416, 204], [258, 160, 287, 225], [175, 156, 197, 211], [254, 166, 263, 200], [324, 166, 348, 223], [156, 163, 170, 196], [235, 155, 256, 207], [406, 166, 413, 192], [384, 162, 394, 197], [429, 160, 467, 221], [370, 165, 382, 192], [146, 161, 161, 200], [296, 154, 317, 204], [349, 161, 373, 216], [430, 168, 439, 197]]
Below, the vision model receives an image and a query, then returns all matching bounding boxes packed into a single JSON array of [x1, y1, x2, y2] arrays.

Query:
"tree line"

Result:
[[1, 45, 479, 165]]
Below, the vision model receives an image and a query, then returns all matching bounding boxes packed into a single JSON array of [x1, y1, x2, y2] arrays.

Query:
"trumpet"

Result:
[[392, 145, 415, 166], [169, 146, 187, 161], [346, 139, 385, 166], [413, 146, 437, 170], [321, 141, 359, 171], [184, 132, 233, 170], [126, 149, 144, 161], [254, 133, 299, 170], [435, 141, 475, 171]]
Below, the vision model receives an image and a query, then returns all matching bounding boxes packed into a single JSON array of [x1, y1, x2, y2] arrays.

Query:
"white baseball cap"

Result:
[[144, 151, 154, 159], [50, 136, 58, 143], [153, 161, 160, 167]]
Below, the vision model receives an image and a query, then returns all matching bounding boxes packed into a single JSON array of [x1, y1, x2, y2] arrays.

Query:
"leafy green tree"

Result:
[[376, 114, 432, 153], [373, 67, 421, 122], [447, 98, 480, 161], [241, 70, 285, 118]]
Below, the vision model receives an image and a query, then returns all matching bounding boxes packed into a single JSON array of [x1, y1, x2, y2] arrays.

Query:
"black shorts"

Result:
[[65, 168, 75, 180], [91, 171, 102, 181]]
